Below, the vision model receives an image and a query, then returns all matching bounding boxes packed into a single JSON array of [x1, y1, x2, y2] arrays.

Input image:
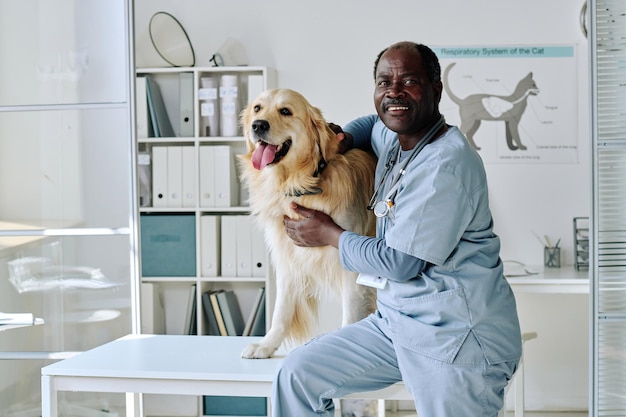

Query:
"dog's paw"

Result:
[[241, 342, 276, 359]]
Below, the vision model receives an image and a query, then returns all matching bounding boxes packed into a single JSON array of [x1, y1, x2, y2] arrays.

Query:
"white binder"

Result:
[[179, 73, 194, 137], [247, 74, 264, 105], [220, 215, 238, 277], [182, 146, 196, 207], [199, 146, 216, 207], [214, 145, 239, 207], [152, 146, 168, 207], [141, 282, 165, 334], [167, 146, 183, 207], [136, 76, 150, 138], [200, 215, 220, 277], [236, 215, 252, 277], [250, 222, 267, 277], [138, 152, 152, 207]]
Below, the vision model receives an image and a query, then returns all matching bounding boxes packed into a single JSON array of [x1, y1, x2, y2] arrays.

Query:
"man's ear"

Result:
[[433, 80, 443, 103]]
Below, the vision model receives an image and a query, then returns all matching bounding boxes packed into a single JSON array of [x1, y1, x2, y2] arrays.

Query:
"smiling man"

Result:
[[276, 41, 522, 417]]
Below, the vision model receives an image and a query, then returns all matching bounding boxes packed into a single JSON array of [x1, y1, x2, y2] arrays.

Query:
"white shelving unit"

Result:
[[134, 66, 276, 417]]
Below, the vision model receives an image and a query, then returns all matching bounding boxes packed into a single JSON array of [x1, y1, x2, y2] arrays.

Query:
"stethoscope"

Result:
[[367, 116, 446, 219]]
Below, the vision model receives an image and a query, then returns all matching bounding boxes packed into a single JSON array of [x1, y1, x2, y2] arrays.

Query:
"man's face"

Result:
[[373, 47, 442, 137]]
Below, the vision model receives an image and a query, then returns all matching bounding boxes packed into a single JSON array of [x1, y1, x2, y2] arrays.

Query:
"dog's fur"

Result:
[[238, 89, 377, 359]]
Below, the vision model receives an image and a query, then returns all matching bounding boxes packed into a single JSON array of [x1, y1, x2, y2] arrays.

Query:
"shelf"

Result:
[[139, 207, 251, 213]]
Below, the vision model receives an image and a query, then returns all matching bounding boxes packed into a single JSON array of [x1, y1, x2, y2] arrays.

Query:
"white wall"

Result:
[[135, 0, 590, 411]]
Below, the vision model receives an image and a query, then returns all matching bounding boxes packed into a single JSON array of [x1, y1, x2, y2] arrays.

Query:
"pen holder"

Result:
[[544, 246, 561, 268]]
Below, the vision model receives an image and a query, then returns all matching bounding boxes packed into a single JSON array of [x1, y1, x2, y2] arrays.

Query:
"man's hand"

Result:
[[283, 203, 344, 248], [329, 122, 353, 154]]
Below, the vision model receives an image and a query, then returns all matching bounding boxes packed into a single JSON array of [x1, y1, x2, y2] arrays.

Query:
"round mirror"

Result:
[[149, 12, 195, 67]]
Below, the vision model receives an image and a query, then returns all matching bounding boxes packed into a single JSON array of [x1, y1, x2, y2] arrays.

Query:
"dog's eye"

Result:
[[279, 108, 292, 116], [253, 105, 261, 113]]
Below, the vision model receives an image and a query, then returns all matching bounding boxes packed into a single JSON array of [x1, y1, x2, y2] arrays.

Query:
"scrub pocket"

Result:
[[384, 287, 473, 363]]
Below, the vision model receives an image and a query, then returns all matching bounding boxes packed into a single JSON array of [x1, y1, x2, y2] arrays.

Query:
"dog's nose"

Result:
[[251, 119, 270, 133]]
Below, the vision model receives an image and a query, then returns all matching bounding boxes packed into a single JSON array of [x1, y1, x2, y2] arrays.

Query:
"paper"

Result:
[[0, 313, 35, 325]]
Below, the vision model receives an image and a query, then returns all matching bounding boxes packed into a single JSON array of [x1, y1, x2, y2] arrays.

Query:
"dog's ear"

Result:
[[307, 105, 338, 163]]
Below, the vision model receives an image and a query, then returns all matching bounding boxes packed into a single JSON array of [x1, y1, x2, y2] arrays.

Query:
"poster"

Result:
[[434, 45, 578, 164]]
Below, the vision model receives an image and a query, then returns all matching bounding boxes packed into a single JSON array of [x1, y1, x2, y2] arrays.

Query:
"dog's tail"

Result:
[[443, 62, 463, 105]]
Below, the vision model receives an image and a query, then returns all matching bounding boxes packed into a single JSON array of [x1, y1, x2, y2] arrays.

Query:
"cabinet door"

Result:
[[0, 1, 136, 415]]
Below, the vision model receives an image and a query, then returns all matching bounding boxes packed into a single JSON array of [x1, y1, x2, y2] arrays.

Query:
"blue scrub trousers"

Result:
[[271, 312, 517, 417]]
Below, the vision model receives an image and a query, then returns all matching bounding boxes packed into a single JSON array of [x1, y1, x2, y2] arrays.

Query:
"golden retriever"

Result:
[[238, 89, 377, 359]]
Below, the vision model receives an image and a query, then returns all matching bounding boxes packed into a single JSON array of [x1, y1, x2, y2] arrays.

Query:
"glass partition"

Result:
[[0, 0, 135, 415]]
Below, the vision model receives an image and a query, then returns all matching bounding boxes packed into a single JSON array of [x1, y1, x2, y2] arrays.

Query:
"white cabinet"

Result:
[[135, 65, 276, 417], [135, 66, 276, 338]]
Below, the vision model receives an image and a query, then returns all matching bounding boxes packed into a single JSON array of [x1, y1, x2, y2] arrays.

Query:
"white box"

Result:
[[199, 76, 219, 137]]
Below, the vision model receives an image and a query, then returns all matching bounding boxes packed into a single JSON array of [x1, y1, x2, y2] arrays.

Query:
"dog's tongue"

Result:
[[252, 142, 278, 170]]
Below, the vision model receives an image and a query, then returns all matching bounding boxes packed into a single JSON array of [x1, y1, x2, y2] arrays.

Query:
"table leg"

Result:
[[41, 375, 58, 417], [126, 392, 142, 417]]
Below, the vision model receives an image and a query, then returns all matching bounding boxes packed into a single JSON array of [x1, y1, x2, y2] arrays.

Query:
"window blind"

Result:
[[590, 1, 626, 416]]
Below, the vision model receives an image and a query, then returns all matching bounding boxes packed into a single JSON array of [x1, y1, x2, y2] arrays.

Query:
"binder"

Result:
[[167, 146, 183, 207], [179, 72, 194, 137], [243, 287, 265, 336], [199, 146, 216, 207], [199, 76, 219, 137], [236, 215, 252, 277], [135, 76, 150, 138], [219, 74, 239, 137], [209, 290, 228, 336], [220, 216, 238, 277], [152, 146, 168, 207], [146, 76, 175, 137], [140, 282, 165, 334], [200, 215, 220, 277], [249, 290, 266, 336], [247, 74, 264, 105], [250, 222, 267, 277], [202, 291, 220, 335], [216, 290, 245, 336], [181, 146, 196, 207], [213, 145, 239, 207], [137, 152, 152, 207], [183, 284, 197, 335]]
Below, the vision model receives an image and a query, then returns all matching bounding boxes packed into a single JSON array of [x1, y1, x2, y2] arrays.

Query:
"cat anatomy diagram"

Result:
[[435, 46, 578, 164]]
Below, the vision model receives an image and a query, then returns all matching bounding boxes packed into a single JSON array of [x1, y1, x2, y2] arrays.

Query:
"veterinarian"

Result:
[[277, 41, 522, 417]]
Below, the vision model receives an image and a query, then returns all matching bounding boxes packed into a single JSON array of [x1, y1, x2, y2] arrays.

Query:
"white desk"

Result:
[[506, 266, 589, 294], [41, 334, 410, 417]]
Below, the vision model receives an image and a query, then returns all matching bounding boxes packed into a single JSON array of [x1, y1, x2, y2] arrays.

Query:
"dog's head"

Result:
[[241, 89, 337, 173]]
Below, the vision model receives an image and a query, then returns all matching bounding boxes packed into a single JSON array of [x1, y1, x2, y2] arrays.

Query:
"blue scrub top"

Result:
[[344, 115, 522, 365]]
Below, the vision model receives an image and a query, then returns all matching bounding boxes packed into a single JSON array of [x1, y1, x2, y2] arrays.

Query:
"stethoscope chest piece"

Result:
[[373, 200, 391, 218]]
